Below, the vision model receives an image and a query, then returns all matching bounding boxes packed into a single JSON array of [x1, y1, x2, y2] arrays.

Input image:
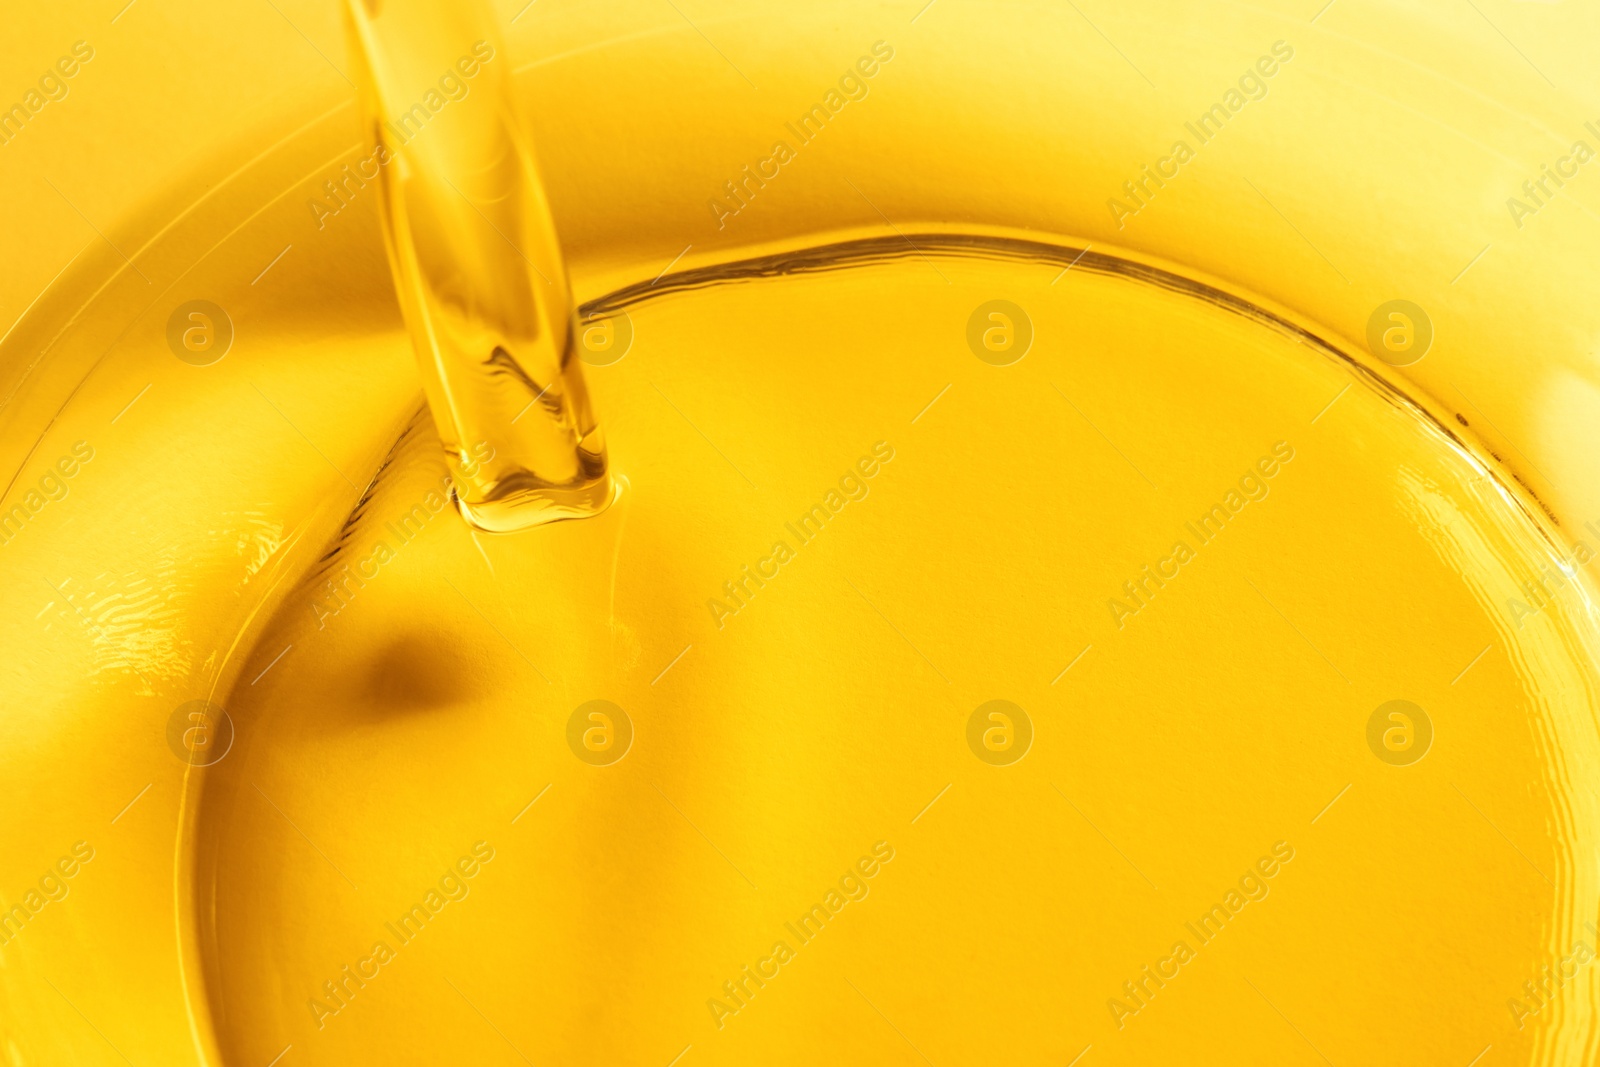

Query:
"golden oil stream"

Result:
[[343, 0, 609, 532]]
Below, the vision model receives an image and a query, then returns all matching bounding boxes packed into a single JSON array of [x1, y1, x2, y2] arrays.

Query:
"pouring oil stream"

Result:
[[343, 0, 611, 532]]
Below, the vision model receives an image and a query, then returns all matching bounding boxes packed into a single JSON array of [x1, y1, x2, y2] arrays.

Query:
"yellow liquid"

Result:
[[5, 5, 1600, 1067], [343, 0, 610, 531], [177, 236, 1600, 1065]]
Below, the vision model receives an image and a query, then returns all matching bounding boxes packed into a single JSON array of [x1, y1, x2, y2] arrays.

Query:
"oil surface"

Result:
[[3, 3, 1600, 1065], [186, 243, 1600, 1065]]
